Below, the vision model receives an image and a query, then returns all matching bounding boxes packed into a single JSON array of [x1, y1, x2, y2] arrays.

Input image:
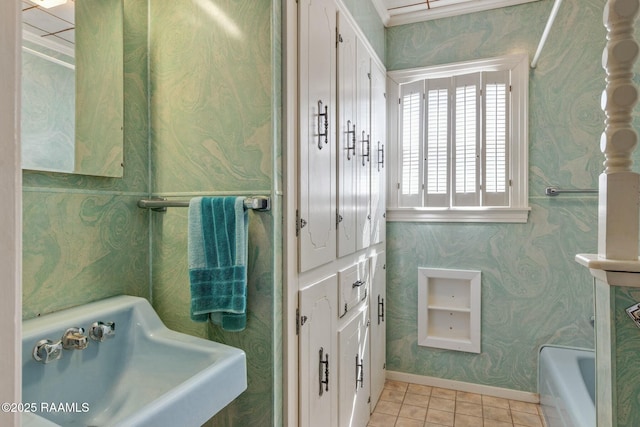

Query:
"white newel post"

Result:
[[575, 3, 640, 425], [599, 0, 640, 260]]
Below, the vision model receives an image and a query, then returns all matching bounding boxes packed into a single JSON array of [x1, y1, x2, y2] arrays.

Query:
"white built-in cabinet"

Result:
[[298, 0, 337, 273], [297, 0, 387, 426], [370, 62, 386, 246], [370, 251, 386, 406]]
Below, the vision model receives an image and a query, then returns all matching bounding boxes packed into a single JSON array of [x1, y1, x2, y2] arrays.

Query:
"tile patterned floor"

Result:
[[368, 380, 546, 427]]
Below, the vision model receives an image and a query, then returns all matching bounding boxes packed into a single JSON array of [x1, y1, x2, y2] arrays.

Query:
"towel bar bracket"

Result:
[[545, 187, 598, 196], [138, 198, 168, 212]]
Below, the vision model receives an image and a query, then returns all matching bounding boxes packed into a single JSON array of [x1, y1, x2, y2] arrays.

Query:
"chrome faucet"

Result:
[[61, 327, 89, 350], [32, 339, 63, 364], [89, 321, 115, 342]]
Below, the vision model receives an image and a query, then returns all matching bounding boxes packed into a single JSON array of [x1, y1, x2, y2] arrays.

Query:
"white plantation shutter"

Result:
[[395, 65, 519, 213], [425, 78, 449, 207], [482, 71, 509, 206], [398, 81, 423, 207], [389, 54, 529, 222], [452, 74, 480, 207]]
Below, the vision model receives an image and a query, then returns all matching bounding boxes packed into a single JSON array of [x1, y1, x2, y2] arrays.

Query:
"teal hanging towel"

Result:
[[188, 196, 248, 331]]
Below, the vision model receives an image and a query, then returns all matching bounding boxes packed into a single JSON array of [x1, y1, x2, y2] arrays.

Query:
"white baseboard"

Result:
[[386, 371, 540, 404]]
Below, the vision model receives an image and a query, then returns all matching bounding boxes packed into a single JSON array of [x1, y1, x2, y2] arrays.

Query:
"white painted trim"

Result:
[[370, 0, 391, 26], [23, 30, 75, 58], [335, 0, 385, 71], [576, 253, 640, 274], [509, 54, 530, 210], [387, 53, 529, 83], [283, 1, 299, 426], [22, 45, 75, 70], [386, 0, 541, 27], [0, 1, 22, 425], [418, 268, 481, 353], [387, 207, 531, 223], [386, 371, 540, 404]]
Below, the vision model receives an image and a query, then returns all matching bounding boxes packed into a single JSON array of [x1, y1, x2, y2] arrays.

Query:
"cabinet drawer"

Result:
[[338, 259, 369, 317]]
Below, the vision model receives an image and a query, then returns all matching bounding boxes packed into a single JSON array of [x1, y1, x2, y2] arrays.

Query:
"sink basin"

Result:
[[22, 295, 247, 427]]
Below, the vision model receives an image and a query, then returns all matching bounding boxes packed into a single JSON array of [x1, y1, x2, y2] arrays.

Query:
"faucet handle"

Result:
[[62, 327, 88, 350], [89, 321, 115, 342], [32, 339, 63, 364]]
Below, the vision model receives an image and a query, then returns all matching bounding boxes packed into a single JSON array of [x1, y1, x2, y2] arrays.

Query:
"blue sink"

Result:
[[22, 295, 246, 427]]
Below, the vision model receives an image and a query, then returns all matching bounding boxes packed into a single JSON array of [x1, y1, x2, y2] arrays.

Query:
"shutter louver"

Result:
[[452, 74, 480, 207], [427, 90, 448, 194], [455, 85, 477, 194], [398, 81, 424, 207], [402, 92, 421, 195], [483, 71, 509, 207], [425, 78, 450, 207], [485, 84, 506, 192]]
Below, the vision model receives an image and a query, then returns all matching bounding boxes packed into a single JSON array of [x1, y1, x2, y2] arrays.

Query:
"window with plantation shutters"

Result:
[[389, 54, 529, 223]]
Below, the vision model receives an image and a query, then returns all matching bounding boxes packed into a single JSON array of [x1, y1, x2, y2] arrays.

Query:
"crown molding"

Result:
[[371, 0, 391, 26], [386, 0, 541, 27]]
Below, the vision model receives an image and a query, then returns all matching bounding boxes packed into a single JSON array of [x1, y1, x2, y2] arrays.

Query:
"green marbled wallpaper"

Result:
[[149, 1, 279, 425], [594, 280, 614, 425], [594, 281, 640, 426], [270, 2, 283, 425], [385, 0, 605, 392], [22, 192, 149, 319], [22, 0, 150, 319], [150, 0, 273, 194], [613, 286, 640, 426], [341, 0, 385, 62], [75, 0, 124, 178]]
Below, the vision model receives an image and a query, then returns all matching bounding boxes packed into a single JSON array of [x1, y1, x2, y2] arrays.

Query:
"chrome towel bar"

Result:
[[545, 187, 597, 196], [137, 196, 271, 212]]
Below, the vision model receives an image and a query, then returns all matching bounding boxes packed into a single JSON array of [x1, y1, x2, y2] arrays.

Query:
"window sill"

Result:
[[386, 207, 531, 223]]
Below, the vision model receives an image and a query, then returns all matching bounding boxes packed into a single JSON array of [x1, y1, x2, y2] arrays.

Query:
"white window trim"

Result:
[[386, 53, 530, 223], [372, 0, 542, 27]]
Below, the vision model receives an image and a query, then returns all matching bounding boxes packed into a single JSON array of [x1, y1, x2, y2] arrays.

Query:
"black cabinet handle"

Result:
[[317, 100, 329, 149], [319, 347, 329, 396]]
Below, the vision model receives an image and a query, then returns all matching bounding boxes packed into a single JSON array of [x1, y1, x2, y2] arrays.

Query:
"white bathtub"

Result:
[[538, 346, 595, 427]]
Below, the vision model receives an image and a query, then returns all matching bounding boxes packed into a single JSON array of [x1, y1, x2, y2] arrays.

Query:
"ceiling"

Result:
[[372, 0, 541, 26], [20, 0, 540, 46], [21, 0, 74, 51]]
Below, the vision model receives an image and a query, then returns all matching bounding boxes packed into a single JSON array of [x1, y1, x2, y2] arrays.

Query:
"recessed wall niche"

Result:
[[418, 267, 481, 353]]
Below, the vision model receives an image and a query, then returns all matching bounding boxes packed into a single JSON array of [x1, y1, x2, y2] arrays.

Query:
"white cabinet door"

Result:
[[369, 251, 386, 408], [355, 40, 371, 252], [299, 0, 337, 272], [370, 62, 386, 246], [338, 307, 370, 427], [337, 12, 358, 258], [299, 275, 338, 427]]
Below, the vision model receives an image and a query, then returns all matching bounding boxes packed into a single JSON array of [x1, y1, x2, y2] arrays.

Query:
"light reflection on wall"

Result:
[[193, 0, 243, 40]]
